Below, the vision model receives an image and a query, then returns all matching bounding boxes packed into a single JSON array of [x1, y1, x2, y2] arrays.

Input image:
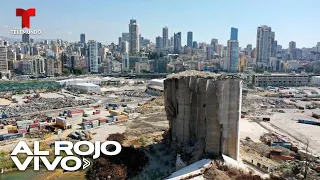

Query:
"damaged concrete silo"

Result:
[[164, 70, 242, 161]]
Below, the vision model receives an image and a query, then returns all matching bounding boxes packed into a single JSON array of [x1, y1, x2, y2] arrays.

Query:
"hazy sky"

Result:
[[1, 0, 320, 48]]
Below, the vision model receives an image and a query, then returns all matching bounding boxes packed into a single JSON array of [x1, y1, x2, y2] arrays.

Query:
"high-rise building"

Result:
[[129, 19, 140, 54], [289, 41, 296, 53], [87, 40, 98, 73], [170, 36, 174, 47], [256, 25, 274, 68], [246, 44, 252, 51], [156, 36, 163, 49], [122, 33, 130, 42], [162, 27, 168, 48], [230, 27, 238, 41], [187, 31, 193, 47], [192, 41, 198, 49], [211, 39, 218, 52], [80, 34, 86, 44], [121, 41, 129, 54], [270, 32, 276, 57], [206, 46, 214, 60], [118, 37, 122, 46], [173, 32, 182, 54], [22, 33, 30, 43], [0, 46, 8, 72], [272, 40, 278, 57], [227, 40, 239, 72]]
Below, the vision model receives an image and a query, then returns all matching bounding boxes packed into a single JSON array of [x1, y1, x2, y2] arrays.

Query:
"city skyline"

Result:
[[1, 0, 320, 48]]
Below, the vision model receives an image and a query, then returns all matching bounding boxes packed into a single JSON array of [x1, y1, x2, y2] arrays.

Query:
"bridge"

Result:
[[103, 73, 168, 79]]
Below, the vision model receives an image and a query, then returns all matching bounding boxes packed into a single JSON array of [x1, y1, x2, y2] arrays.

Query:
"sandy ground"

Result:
[[239, 118, 269, 142], [268, 110, 320, 155], [90, 123, 126, 141], [0, 98, 11, 105]]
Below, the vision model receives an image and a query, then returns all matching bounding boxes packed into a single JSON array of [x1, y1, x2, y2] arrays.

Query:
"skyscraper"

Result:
[[121, 41, 129, 54], [118, 37, 122, 46], [230, 27, 238, 41], [156, 36, 163, 49], [187, 31, 193, 47], [227, 40, 239, 72], [87, 40, 98, 73], [193, 41, 198, 49], [80, 34, 86, 44], [129, 19, 140, 54], [122, 33, 130, 42], [162, 27, 168, 48], [22, 33, 30, 43], [256, 25, 274, 69], [289, 41, 296, 53], [174, 32, 182, 54], [211, 39, 218, 53]]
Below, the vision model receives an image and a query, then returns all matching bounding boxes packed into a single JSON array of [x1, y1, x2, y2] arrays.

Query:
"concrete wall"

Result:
[[164, 71, 242, 160]]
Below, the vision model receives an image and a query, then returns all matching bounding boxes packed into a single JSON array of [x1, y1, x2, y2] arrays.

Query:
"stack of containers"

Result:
[[29, 123, 39, 132], [18, 129, 27, 134], [68, 109, 84, 118], [0, 124, 4, 129], [16, 120, 33, 130], [91, 120, 99, 128], [39, 122, 47, 130], [99, 118, 107, 126], [1, 133, 23, 141], [93, 110, 100, 115], [7, 125, 18, 134], [56, 117, 67, 130]]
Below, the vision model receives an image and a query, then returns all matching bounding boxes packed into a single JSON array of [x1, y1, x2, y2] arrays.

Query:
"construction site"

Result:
[[0, 72, 320, 180]]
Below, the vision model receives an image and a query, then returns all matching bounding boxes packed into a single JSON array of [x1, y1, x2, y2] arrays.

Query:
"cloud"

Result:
[[3, 25, 8, 28]]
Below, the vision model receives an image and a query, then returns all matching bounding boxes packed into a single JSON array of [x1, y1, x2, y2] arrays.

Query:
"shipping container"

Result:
[[18, 129, 27, 134], [69, 109, 84, 115], [271, 142, 292, 149], [108, 119, 114, 123], [6, 125, 18, 131], [298, 119, 320, 126], [16, 120, 33, 127], [1, 113, 7, 119], [99, 122, 106, 126], [8, 130, 18, 134], [39, 122, 47, 127], [92, 105, 99, 109], [29, 123, 38, 128], [2, 133, 23, 140], [29, 127, 38, 132]]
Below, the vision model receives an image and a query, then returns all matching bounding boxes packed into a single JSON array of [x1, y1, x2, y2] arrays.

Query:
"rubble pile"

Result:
[[25, 130, 52, 139], [86, 145, 149, 180], [115, 91, 151, 98], [0, 97, 95, 117]]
